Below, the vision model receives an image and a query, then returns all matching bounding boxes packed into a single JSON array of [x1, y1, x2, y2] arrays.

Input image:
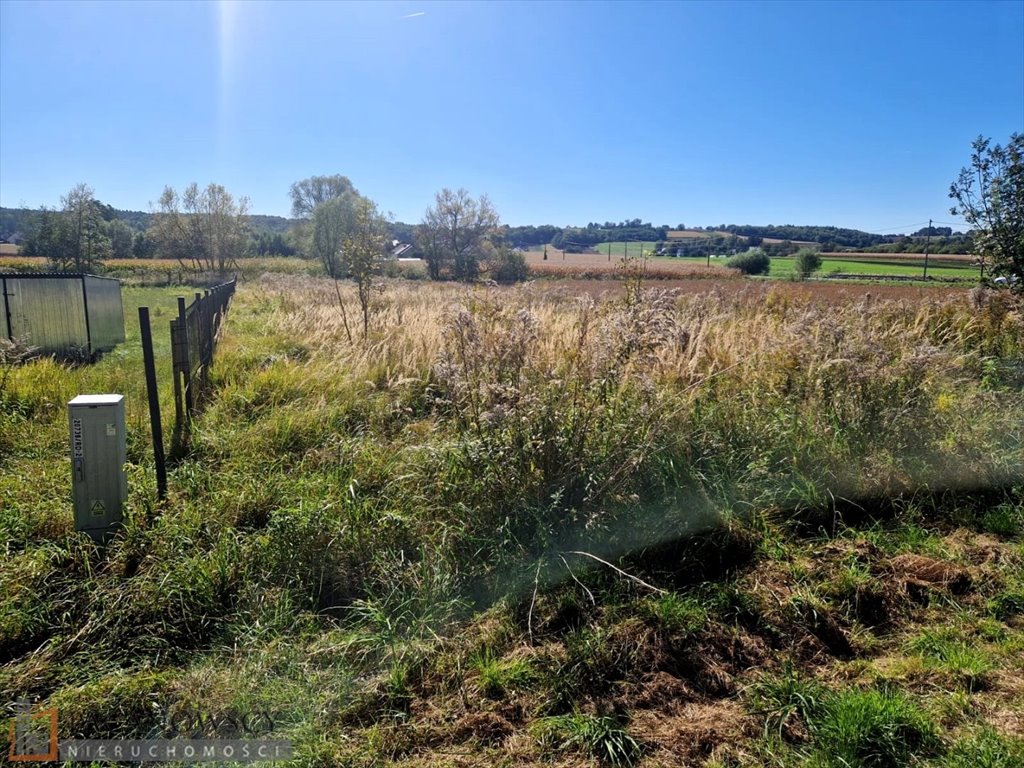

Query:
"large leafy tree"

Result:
[[289, 174, 367, 276], [23, 183, 111, 272], [310, 196, 358, 278], [416, 188, 500, 281], [949, 133, 1023, 289], [289, 174, 358, 219], [152, 183, 250, 274]]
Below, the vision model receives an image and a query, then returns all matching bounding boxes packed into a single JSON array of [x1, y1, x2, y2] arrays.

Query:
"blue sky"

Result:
[[1, 0, 1022, 231]]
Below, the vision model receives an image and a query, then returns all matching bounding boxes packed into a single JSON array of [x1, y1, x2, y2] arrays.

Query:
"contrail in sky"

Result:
[[402, 12, 426, 18]]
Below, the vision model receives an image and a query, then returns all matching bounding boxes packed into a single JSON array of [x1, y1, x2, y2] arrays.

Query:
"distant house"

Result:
[[390, 241, 418, 260]]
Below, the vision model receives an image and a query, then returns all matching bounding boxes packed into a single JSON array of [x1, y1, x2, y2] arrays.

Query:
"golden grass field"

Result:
[[522, 249, 737, 279]]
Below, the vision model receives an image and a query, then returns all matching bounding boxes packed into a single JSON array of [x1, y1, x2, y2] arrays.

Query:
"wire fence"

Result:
[[137, 278, 236, 499], [170, 279, 236, 433]]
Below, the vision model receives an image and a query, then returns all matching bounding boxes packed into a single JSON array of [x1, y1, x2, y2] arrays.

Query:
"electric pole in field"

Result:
[[923, 219, 932, 280]]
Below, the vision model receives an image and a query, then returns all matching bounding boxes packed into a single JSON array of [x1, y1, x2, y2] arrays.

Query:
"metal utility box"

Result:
[[68, 394, 127, 541]]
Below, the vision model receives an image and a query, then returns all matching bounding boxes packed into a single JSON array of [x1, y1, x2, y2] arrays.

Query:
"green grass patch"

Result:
[[907, 628, 994, 690], [532, 711, 642, 766], [469, 646, 536, 699], [770, 256, 978, 279], [938, 727, 1024, 767], [808, 686, 940, 767], [747, 663, 826, 740]]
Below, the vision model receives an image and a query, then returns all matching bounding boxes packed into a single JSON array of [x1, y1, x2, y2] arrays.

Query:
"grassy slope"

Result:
[[2, 274, 1023, 767]]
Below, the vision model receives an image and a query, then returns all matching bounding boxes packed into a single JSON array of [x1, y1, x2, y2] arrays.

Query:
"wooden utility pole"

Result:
[[923, 219, 932, 280]]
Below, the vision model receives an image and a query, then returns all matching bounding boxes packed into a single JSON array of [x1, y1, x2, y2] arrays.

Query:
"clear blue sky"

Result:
[[1, 0, 1022, 231]]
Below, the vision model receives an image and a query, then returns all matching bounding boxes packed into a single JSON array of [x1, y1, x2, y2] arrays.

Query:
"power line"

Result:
[[858, 221, 932, 234]]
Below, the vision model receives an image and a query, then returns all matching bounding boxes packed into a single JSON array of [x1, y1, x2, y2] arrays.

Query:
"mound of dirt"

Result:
[[888, 554, 972, 593]]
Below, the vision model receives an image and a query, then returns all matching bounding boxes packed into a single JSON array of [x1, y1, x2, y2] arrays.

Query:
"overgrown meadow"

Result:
[[1, 273, 1023, 767]]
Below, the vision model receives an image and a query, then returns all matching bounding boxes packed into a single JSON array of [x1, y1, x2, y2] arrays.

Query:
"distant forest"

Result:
[[0, 206, 974, 257], [0, 206, 292, 239]]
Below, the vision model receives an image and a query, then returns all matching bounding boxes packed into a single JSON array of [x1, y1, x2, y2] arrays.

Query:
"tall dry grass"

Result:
[[239, 275, 1024, 515], [528, 260, 738, 280]]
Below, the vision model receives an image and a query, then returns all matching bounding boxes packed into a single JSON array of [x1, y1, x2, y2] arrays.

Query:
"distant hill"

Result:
[[247, 214, 293, 234]]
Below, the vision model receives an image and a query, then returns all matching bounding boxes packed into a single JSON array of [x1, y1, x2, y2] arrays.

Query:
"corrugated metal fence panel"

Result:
[[2, 276, 89, 353], [83, 275, 125, 351]]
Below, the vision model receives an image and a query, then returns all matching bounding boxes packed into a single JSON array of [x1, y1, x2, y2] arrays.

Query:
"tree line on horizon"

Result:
[[2, 131, 1019, 287], [1, 202, 977, 265]]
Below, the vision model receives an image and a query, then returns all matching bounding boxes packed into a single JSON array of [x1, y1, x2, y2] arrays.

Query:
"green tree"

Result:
[[132, 230, 157, 259], [152, 183, 250, 274], [949, 133, 1023, 289], [288, 174, 366, 270], [793, 248, 822, 280], [289, 174, 358, 219], [311, 195, 359, 278], [23, 207, 68, 262], [344, 197, 389, 337], [416, 188, 500, 281], [23, 184, 110, 271], [491, 248, 529, 283], [106, 218, 134, 260]]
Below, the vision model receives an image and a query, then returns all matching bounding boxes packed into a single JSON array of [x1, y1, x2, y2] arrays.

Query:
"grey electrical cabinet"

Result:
[[68, 394, 127, 541]]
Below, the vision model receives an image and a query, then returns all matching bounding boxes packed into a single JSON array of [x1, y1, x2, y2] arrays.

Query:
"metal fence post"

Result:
[[175, 296, 193, 419], [138, 306, 167, 500]]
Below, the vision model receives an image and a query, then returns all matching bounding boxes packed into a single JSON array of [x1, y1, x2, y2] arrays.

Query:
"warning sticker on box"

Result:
[[106, 423, 116, 437], [90, 500, 106, 516]]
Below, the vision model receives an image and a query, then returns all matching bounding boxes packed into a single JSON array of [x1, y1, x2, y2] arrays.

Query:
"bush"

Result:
[[491, 248, 529, 283], [794, 248, 823, 279], [726, 248, 771, 275]]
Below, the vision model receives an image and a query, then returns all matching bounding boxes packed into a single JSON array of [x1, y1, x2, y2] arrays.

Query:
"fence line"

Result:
[[170, 278, 236, 438]]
